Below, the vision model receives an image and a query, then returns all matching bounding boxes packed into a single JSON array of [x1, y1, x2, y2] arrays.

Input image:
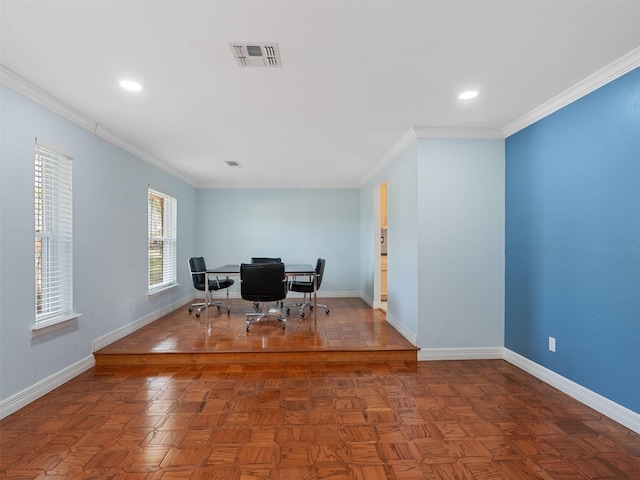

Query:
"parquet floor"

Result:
[[2, 299, 640, 479], [94, 298, 419, 366]]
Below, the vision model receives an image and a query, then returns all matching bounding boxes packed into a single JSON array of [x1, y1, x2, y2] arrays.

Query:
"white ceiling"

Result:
[[2, 1, 639, 188]]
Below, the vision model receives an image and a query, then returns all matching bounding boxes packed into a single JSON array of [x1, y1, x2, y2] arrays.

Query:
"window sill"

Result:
[[147, 283, 179, 298], [32, 313, 81, 337]]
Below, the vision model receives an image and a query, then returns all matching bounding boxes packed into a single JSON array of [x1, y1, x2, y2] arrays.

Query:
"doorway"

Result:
[[380, 182, 387, 312]]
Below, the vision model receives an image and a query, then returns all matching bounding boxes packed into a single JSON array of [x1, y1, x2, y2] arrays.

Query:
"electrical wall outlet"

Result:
[[549, 336, 556, 352]]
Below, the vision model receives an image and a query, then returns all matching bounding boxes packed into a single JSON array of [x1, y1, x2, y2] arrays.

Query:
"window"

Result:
[[148, 188, 177, 294], [34, 141, 73, 324]]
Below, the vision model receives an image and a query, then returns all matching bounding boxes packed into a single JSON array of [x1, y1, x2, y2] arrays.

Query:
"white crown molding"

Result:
[[503, 47, 640, 137], [413, 126, 504, 139], [1, 65, 96, 132], [1, 64, 197, 187], [359, 128, 418, 187], [359, 126, 504, 187], [362, 49, 640, 186]]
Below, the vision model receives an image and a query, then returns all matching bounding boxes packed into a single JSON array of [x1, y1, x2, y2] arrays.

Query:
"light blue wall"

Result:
[[417, 138, 505, 349], [0, 85, 196, 403], [505, 67, 640, 413], [194, 188, 360, 296], [360, 137, 504, 349]]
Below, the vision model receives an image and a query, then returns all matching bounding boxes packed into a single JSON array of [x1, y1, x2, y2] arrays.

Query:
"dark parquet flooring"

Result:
[[1, 298, 639, 479]]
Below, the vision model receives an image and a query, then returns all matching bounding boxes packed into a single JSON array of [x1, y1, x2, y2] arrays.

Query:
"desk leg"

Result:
[[204, 272, 209, 328]]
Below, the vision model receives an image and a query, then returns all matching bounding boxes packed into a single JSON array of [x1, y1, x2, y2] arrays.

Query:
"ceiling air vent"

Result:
[[229, 42, 281, 67], [225, 161, 242, 167]]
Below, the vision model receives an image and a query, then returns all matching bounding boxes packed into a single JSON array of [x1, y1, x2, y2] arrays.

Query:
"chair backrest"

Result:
[[315, 258, 326, 289], [251, 257, 282, 264], [188, 257, 207, 291], [240, 263, 287, 302]]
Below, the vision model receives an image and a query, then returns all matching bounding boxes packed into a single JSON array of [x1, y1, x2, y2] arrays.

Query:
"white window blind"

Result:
[[35, 142, 73, 324], [148, 188, 177, 293]]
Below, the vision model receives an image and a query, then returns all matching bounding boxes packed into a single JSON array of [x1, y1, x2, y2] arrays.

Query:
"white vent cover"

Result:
[[229, 43, 281, 67], [225, 161, 242, 167]]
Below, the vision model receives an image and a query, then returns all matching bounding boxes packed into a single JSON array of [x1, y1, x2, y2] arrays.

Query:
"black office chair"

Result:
[[250, 257, 282, 309], [251, 257, 281, 264], [286, 257, 330, 317], [188, 257, 234, 316], [240, 262, 288, 331]]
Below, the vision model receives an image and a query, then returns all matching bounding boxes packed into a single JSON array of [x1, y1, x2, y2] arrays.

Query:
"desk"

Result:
[[205, 264, 317, 323], [208, 264, 315, 277]]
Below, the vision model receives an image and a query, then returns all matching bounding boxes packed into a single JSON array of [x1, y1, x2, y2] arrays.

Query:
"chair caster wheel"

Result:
[[286, 308, 290, 314], [300, 312, 305, 318], [188, 307, 193, 313], [195, 312, 200, 318], [325, 309, 330, 314]]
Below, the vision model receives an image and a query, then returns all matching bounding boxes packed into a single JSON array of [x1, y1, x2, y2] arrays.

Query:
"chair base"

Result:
[[189, 290, 231, 317], [285, 293, 330, 318], [246, 304, 285, 331], [189, 301, 223, 318]]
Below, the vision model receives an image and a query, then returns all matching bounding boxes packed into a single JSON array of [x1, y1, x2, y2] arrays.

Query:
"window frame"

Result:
[[147, 187, 178, 295], [34, 140, 76, 328]]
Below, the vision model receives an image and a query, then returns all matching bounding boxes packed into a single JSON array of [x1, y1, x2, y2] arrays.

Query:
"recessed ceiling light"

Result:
[[119, 79, 143, 92], [459, 90, 478, 100]]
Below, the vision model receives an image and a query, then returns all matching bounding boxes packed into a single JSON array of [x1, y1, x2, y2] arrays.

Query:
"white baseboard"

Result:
[[418, 347, 504, 361], [417, 346, 639, 434], [361, 294, 374, 308], [92, 294, 194, 351], [385, 311, 417, 346], [1, 295, 196, 420], [0, 355, 95, 420], [503, 349, 640, 435]]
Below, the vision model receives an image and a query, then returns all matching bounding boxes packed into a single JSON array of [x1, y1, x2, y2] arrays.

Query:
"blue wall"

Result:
[[505, 67, 640, 412]]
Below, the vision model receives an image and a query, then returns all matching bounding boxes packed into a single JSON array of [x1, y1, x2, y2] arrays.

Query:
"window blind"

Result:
[[35, 143, 73, 323], [148, 188, 177, 293]]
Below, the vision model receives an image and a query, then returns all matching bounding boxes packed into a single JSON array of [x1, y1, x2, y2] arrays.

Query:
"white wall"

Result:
[[0, 85, 197, 405], [195, 188, 360, 296], [417, 138, 505, 349]]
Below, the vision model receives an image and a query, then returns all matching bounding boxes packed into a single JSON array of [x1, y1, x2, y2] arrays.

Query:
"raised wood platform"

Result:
[[94, 297, 418, 367]]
